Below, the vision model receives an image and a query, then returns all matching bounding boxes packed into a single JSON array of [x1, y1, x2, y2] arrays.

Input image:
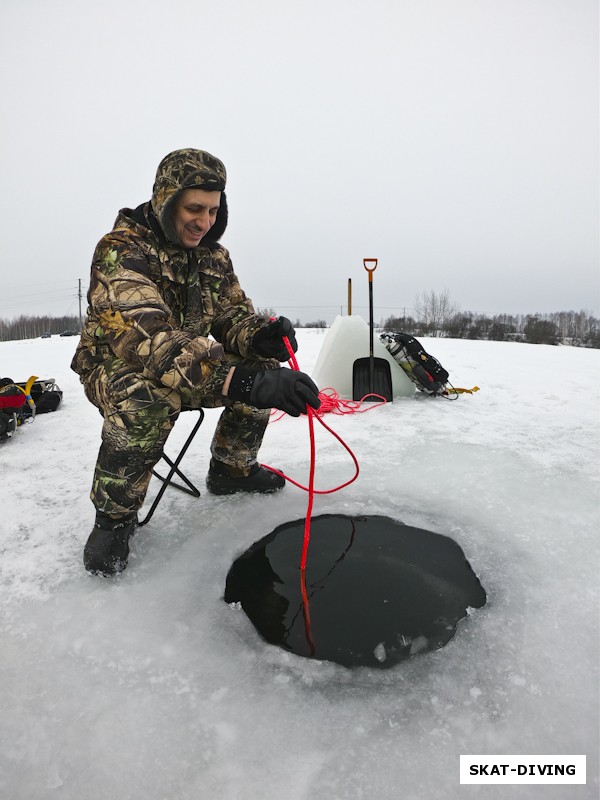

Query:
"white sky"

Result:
[[1, 0, 598, 323]]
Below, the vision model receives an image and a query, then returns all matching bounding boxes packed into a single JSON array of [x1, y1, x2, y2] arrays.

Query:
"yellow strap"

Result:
[[447, 385, 480, 395], [13, 375, 38, 411], [24, 375, 38, 395]]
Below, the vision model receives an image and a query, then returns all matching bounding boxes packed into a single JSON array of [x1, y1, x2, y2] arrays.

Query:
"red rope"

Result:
[[262, 338, 389, 571], [313, 387, 388, 416], [270, 387, 387, 421]]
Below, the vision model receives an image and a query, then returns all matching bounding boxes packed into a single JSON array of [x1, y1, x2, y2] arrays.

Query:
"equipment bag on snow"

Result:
[[0, 376, 63, 440], [19, 378, 63, 414], [379, 332, 450, 396], [0, 377, 32, 440]]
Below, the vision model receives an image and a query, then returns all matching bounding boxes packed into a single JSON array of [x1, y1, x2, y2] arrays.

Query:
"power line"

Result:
[[0, 281, 88, 316], [0, 288, 79, 305]]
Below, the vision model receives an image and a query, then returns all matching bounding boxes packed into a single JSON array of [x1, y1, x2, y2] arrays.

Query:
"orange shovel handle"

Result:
[[363, 258, 378, 282]]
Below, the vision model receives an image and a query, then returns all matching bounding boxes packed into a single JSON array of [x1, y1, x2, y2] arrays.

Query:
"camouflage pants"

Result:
[[83, 354, 274, 517]]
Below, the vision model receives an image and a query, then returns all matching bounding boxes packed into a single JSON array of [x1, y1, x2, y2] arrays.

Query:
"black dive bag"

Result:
[[380, 332, 450, 396]]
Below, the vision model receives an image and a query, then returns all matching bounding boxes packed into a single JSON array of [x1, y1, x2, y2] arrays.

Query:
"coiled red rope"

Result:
[[263, 338, 388, 571]]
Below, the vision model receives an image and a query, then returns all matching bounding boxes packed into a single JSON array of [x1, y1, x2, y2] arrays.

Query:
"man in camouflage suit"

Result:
[[72, 148, 320, 576]]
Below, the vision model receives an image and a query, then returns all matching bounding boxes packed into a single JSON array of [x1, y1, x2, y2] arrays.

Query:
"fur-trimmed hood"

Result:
[[150, 149, 228, 246]]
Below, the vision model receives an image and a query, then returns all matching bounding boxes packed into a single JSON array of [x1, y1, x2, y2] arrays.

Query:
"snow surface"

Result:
[[0, 330, 598, 800]]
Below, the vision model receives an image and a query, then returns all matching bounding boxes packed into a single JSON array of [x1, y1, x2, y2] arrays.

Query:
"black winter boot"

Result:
[[83, 512, 138, 576], [206, 458, 285, 495]]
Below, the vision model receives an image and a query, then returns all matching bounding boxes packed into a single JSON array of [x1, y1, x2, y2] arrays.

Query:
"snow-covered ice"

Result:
[[0, 329, 598, 799]]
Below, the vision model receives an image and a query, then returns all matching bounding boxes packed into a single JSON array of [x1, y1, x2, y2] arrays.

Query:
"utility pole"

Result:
[[78, 279, 83, 329]]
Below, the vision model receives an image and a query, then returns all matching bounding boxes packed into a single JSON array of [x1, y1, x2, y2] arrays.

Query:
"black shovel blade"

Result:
[[352, 357, 393, 402]]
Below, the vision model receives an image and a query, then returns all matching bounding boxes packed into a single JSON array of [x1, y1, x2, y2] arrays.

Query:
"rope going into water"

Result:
[[263, 338, 388, 571]]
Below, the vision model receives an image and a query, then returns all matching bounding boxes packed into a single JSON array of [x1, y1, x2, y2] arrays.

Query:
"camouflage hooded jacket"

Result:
[[71, 149, 269, 403]]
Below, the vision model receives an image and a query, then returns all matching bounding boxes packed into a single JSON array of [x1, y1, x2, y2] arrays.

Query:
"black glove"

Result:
[[252, 316, 298, 361], [228, 366, 320, 417]]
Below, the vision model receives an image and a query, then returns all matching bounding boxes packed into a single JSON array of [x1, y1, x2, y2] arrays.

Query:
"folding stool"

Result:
[[138, 408, 205, 526]]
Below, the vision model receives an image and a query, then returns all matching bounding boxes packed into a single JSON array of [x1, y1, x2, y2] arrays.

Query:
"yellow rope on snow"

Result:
[[447, 385, 480, 395]]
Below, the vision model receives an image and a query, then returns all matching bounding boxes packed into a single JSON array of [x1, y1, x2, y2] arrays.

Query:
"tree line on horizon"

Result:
[[0, 315, 81, 342], [379, 290, 599, 348], [382, 308, 599, 348], [1, 296, 598, 348]]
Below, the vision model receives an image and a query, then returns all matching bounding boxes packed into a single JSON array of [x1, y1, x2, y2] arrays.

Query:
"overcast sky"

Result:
[[1, 0, 598, 324]]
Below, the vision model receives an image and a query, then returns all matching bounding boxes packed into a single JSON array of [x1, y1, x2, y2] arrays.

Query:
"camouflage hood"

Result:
[[151, 149, 228, 246]]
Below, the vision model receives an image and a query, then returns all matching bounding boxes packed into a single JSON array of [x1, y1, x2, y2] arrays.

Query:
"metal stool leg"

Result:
[[138, 409, 204, 527]]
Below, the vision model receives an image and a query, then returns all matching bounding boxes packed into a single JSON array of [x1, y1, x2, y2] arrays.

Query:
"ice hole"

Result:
[[224, 514, 486, 669]]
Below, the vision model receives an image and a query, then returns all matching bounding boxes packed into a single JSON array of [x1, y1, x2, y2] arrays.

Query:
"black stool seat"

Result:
[[139, 408, 204, 526]]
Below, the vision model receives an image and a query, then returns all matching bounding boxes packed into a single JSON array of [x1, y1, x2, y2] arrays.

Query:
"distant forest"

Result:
[[1, 301, 598, 348], [381, 309, 599, 348], [0, 315, 81, 342], [378, 290, 599, 348]]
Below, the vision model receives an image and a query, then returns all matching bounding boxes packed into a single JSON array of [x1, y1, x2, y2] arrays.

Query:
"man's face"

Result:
[[171, 188, 221, 248]]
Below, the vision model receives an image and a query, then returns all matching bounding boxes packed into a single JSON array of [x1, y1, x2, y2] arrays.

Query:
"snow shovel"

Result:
[[352, 259, 393, 402]]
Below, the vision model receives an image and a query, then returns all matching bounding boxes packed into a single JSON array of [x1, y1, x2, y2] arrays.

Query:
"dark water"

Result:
[[224, 514, 486, 668]]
